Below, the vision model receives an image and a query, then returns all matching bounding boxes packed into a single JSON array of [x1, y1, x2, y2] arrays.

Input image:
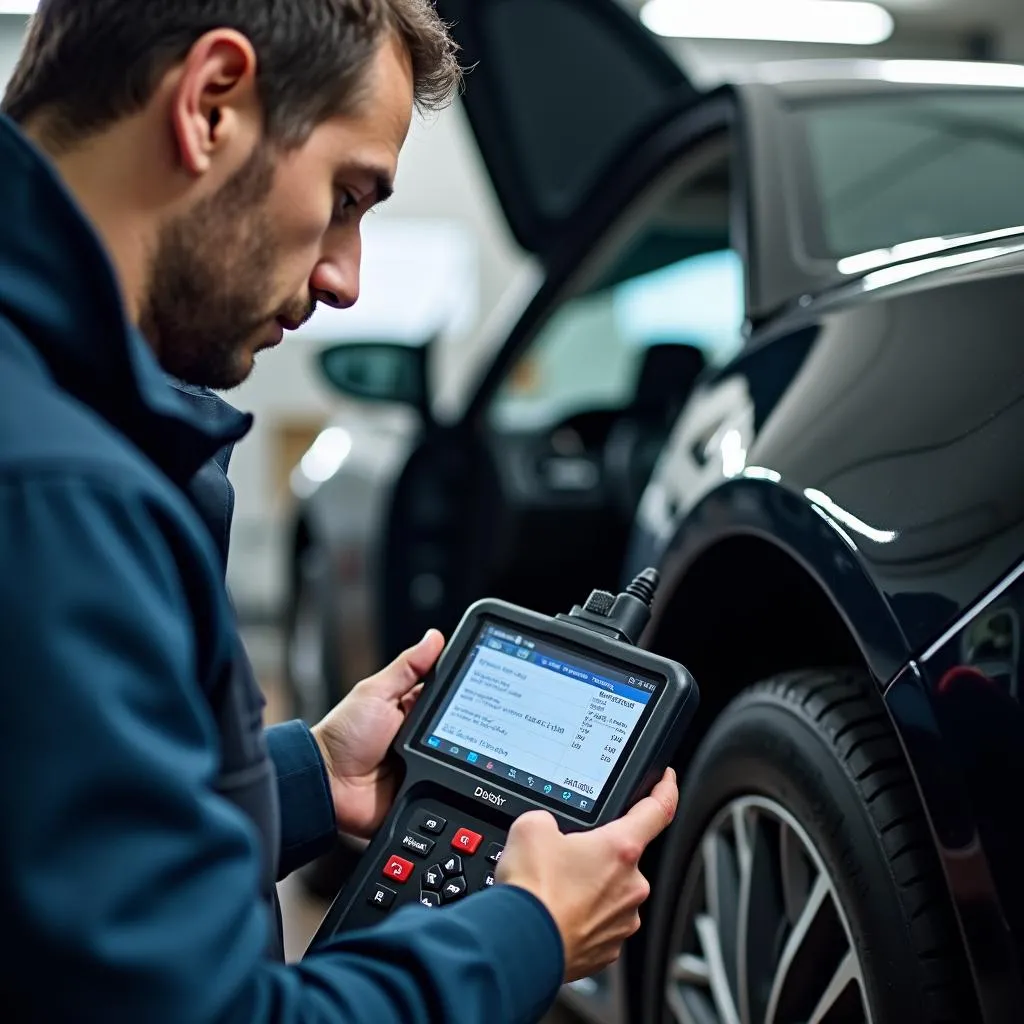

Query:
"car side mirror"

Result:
[[317, 340, 433, 420]]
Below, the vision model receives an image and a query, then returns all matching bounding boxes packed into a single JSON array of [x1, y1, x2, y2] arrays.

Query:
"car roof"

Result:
[[716, 59, 1024, 316]]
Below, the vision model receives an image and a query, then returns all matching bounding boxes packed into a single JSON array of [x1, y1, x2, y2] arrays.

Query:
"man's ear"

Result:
[[169, 29, 261, 177]]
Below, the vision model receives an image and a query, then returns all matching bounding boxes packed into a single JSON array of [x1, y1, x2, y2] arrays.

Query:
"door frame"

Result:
[[461, 93, 749, 431]]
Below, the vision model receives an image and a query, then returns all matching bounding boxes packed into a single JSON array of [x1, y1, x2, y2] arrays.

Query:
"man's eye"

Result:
[[333, 190, 359, 222]]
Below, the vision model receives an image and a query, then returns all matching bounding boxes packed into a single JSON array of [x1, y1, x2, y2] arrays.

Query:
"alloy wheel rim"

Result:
[[664, 795, 873, 1024]]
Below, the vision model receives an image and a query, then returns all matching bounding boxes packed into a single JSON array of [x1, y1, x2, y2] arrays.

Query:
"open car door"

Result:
[[435, 0, 700, 260], [380, 0, 721, 663]]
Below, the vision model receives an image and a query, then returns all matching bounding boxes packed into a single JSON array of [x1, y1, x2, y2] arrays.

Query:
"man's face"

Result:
[[144, 34, 414, 390]]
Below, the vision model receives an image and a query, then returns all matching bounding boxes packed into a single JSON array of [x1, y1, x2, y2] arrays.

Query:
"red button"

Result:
[[383, 855, 415, 883], [451, 828, 483, 854]]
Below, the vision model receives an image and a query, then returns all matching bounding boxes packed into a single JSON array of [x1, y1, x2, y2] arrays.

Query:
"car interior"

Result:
[[380, 135, 744, 656]]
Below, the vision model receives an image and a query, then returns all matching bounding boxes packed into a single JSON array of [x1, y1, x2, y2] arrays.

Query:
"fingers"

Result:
[[612, 767, 678, 849], [506, 809, 559, 844], [366, 630, 445, 700], [399, 682, 424, 715]]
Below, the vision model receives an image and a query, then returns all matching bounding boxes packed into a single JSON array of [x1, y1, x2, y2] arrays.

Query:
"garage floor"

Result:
[[245, 626, 576, 1022]]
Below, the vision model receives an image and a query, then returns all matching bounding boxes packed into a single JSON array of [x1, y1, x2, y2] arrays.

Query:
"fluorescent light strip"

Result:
[[640, 0, 895, 46], [0, 2, 36, 13]]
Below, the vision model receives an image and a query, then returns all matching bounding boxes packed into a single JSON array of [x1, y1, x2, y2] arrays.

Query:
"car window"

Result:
[[488, 248, 743, 432], [797, 92, 1024, 258], [486, 141, 743, 434]]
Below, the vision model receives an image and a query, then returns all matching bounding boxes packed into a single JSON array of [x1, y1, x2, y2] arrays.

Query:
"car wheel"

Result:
[[284, 544, 338, 725], [644, 669, 971, 1024]]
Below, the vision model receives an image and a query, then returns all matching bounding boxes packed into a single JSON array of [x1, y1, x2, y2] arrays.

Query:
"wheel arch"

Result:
[[637, 477, 915, 687], [647, 533, 868, 734], [621, 483, 920, 1017]]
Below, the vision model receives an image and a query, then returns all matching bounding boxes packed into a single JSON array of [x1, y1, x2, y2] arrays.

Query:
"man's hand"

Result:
[[311, 630, 445, 838], [496, 768, 678, 982]]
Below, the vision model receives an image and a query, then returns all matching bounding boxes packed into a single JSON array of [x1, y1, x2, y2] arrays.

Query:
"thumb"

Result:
[[610, 767, 678, 849], [366, 629, 445, 700]]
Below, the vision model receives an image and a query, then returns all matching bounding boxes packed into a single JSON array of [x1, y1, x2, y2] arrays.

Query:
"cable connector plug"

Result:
[[607, 568, 660, 646]]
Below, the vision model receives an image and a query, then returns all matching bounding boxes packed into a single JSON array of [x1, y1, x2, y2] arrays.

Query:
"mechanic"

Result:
[[0, 2, 678, 1022]]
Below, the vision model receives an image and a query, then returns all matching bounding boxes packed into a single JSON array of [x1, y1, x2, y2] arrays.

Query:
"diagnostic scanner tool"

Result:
[[308, 569, 698, 942]]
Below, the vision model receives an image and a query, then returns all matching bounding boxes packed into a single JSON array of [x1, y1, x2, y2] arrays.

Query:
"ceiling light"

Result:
[[0, 1, 37, 13], [640, 0, 895, 46]]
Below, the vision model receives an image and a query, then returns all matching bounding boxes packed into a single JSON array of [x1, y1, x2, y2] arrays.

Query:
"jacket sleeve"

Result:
[[265, 720, 339, 879], [0, 474, 564, 1024]]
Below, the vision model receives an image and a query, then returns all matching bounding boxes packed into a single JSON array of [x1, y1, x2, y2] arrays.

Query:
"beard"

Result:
[[140, 143, 313, 390]]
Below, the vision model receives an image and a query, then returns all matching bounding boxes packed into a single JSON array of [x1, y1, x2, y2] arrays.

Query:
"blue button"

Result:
[[562, 791, 572, 801], [427, 737, 441, 748], [467, 752, 479, 764]]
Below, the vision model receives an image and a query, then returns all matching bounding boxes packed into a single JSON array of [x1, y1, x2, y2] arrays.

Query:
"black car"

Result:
[[286, 2, 1024, 1020]]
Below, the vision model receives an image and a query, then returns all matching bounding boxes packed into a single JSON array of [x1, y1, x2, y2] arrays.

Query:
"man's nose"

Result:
[[309, 245, 361, 310]]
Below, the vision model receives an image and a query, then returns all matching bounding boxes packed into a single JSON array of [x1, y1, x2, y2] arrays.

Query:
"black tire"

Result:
[[643, 669, 974, 1024]]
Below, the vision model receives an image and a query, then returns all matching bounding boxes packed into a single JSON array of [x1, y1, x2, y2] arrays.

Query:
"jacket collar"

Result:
[[0, 115, 252, 483]]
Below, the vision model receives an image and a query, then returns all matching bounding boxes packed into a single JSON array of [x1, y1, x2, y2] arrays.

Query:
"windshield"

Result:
[[797, 91, 1024, 258]]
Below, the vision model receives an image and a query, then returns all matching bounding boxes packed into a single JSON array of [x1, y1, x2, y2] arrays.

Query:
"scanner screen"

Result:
[[420, 621, 661, 815]]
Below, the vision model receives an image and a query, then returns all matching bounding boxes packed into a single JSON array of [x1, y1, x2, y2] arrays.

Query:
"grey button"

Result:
[[401, 832, 436, 858]]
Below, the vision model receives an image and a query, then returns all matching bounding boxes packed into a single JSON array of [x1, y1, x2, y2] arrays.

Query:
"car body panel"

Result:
[[433, 0, 697, 260], [621, 242, 1024, 1022], [886, 651, 1024, 1024], [883, 558, 1024, 1023], [632, 241, 1024, 679]]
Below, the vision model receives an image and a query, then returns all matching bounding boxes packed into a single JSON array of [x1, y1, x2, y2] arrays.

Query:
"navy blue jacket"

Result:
[[0, 115, 563, 1022]]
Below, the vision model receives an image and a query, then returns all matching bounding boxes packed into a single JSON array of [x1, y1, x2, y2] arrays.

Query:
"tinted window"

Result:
[[799, 92, 1024, 257], [489, 248, 743, 432], [487, 138, 742, 433]]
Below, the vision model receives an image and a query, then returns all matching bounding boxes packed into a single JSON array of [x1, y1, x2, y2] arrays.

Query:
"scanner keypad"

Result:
[[360, 802, 506, 922], [440, 853, 463, 877], [400, 832, 435, 857]]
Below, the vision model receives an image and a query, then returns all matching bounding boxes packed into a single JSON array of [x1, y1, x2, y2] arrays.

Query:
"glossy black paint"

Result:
[[627, 242, 1024, 1020], [885, 659, 1024, 1024], [433, 0, 695, 260], [634, 243, 1024, 675]]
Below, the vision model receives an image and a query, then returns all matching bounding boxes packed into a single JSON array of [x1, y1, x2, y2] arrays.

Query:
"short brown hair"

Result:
[[2, 0, 461, 151]]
